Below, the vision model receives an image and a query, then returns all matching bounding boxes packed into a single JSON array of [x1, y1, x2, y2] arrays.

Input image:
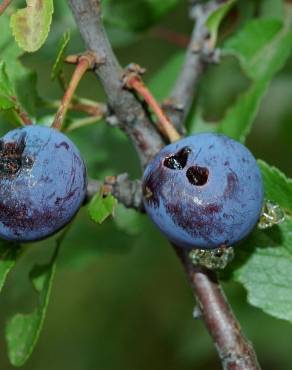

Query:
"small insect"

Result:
[[258, 200, 285, 229], [0, 133, 34, 177]]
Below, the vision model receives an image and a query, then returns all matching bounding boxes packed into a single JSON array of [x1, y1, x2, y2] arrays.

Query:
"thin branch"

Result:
[[68, 0, 164, 166], [165, 1, 219, 132], [86, 174, 143, 212], [176, 248, 261, 370], [52, 52, 97, 130], [0, 0, 12, 16]]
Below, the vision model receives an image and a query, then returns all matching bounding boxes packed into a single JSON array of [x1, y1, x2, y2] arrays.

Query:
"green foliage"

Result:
[[0, 242, 20, 293], [88, 190, 117, 224], [0, 62, 15, 110], [259, 160, 292, 213], [233, 217, 292, 323], [51, 31, 70, 81], [190, 9, 292, 142], [103, 0, 178, 31], [0, 12, 38, 118], [227, 161, 292, 323], [205, 0, 237, 47], [10, 0, 54, 53], [5, 236, 62, 367]]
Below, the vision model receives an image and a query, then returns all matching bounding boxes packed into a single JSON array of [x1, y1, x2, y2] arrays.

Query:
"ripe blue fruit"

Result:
[[142, 133, 264, 249], [0, 125, 87, 242]]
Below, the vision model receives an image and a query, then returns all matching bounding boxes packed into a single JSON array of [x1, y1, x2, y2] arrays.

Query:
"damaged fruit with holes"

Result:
[[0, 125, 87, 242], [142, 133, 264, 249]]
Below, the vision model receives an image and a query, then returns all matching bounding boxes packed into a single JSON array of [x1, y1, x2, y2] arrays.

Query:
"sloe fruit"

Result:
[[0, 125, 87, 242], [142, 133, 264, 249]]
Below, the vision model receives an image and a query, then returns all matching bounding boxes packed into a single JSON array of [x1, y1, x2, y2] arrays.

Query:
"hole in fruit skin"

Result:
[[186, 166, 209, 186], [164, 146, 191, 170]]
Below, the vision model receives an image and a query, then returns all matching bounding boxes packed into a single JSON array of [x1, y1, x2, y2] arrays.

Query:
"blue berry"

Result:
[[0, 125, 87, 242], [142, 133, 264, 249]]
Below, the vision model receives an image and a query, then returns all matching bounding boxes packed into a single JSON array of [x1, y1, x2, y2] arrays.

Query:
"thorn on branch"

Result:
[[123, 64, 181, 143]]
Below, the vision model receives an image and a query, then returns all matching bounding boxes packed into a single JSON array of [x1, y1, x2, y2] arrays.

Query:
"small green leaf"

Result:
[[233, 217, 292, 323], [10, 0, 54, 52], [259, 160, 292, 214], [0, 12, 38, 117], [0, 241, 20, 293], [205, 0, 237, 46], [5, 234, 63, 367], [51, 31, 70, 81], [0, 61, 15, 110], [88, 190, 117, 224]]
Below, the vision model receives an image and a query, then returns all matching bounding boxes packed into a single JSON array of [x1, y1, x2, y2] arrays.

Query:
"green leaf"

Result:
[[51, 31, 70, 81], [223, 19, 292, 80], [103, 0, 178, 32], [88, 190, 117, 224], [0, 62, 16, 110], [0, 13, 38, 117], [0, 241, 20, 293], [206, 0, 237, 46], [258, 160, 292, 214], [5, 234, 63, 367], [216, 9, 292, 142], [10, 0, 54, 52], [233, 217, 292, 323], [149, 52, 184, 100], [216, 79, 269, 141]]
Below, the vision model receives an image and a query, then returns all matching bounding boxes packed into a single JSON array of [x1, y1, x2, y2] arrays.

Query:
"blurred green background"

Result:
[[1, 1, 292, 369]]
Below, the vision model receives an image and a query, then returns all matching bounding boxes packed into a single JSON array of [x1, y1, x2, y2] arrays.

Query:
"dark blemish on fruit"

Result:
[[165, 200, 224, 244], [186, 166, 209, 186], [55, 141, 70, 150], [224, 161, 230, 166], [203, 203, 222, 215], [55, 188, 78, 205], [164, 146, 191, 170], [224, 172, 238, 198], [0, 133, 33, 177], [208, 144, 214, 149]]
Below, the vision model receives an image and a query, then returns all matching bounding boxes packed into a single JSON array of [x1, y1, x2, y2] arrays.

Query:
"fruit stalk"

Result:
[[52, 53, 96, 131]]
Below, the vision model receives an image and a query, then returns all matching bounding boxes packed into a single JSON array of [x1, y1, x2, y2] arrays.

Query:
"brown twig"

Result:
[[0, 0, 12, 16], [125, 73, 181, 143], [52, 52, 97, 130]]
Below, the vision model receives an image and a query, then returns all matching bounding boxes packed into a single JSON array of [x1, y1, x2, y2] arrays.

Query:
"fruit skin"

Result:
[[0, 125, 87, 242], [142, 133, 264, 249]]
